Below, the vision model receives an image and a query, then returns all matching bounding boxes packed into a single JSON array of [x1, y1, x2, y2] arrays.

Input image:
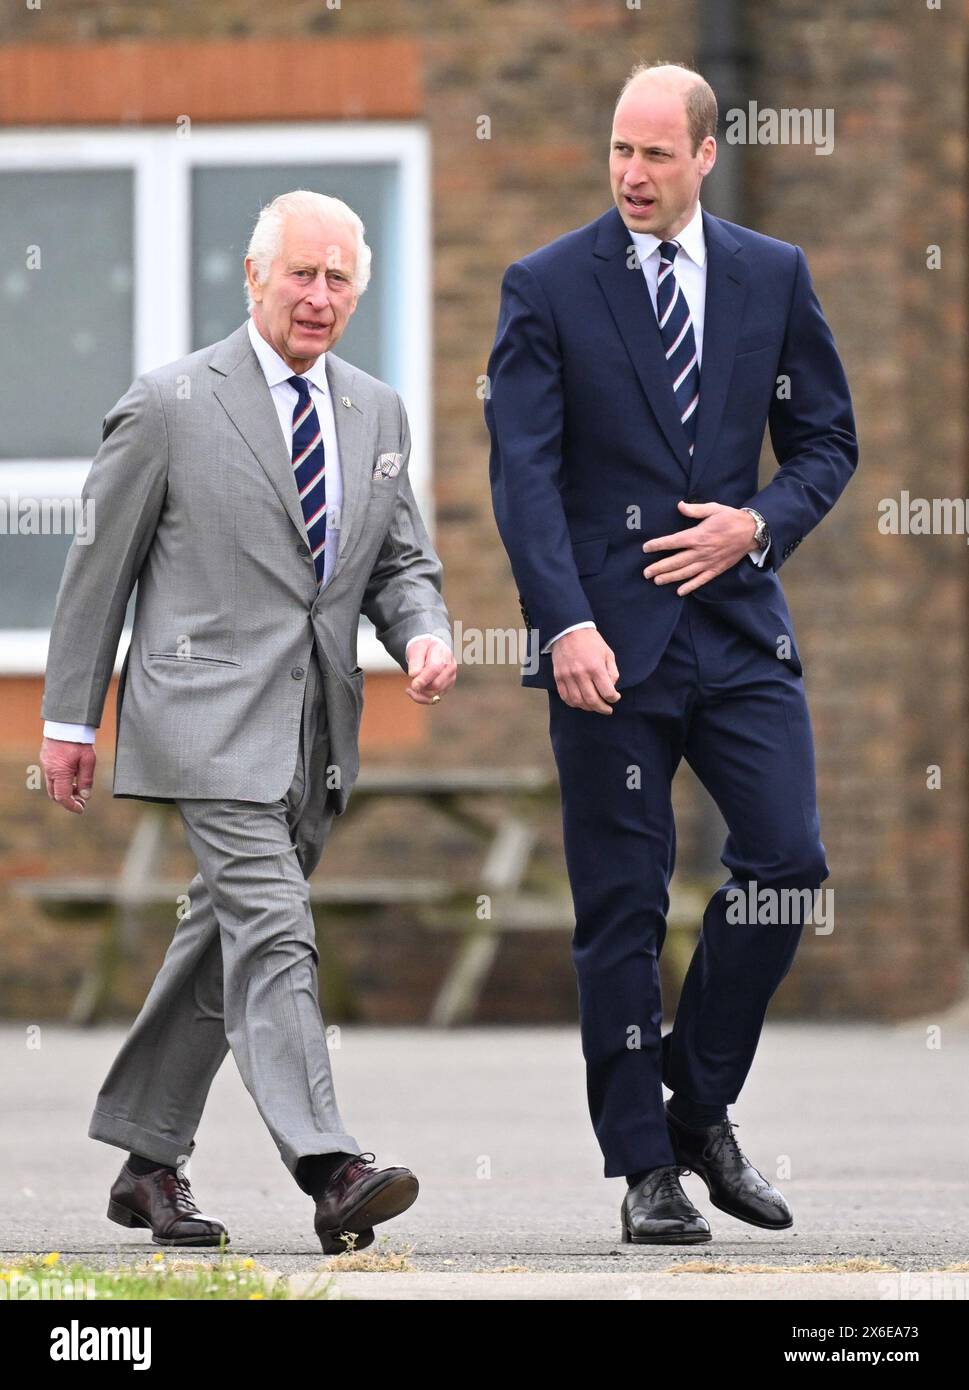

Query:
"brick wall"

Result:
[[742, 0, 968, 1014]]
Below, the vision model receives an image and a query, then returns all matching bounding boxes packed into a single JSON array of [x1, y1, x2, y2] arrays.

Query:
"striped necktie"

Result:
[[288, 374, 327, 584], [655, 239, 700, 456]]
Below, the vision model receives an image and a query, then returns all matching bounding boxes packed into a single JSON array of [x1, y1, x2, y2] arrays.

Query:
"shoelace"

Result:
[[653, 1164, 691, 1201], [159, 1169, 201, 1214], [339, 1151, 378, 1183], [709, 1122, 773, 1192], [710, 1120, 748, 1164]]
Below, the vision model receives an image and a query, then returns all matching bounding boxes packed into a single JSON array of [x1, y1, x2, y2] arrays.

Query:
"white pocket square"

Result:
[[373, 451, 403, 479]]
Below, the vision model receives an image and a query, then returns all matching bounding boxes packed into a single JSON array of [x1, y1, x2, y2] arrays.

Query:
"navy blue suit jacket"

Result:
[[485, 205, 858, 689]]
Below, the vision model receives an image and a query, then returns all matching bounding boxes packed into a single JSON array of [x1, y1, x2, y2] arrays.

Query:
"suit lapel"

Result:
[[324, 353, 371, 568], [687, 210, 748, 496], [209, 327, 373, 571], [210, 325, 309, 544], [591, 206, 750, 493], [592, 206, 692, 481]]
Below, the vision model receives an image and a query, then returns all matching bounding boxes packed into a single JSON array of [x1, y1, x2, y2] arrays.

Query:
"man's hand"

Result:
[[551, 628, 621, 714], [642, 501, 761, 596], [406, 638, 457, 705], [40, 737, 96, 814]]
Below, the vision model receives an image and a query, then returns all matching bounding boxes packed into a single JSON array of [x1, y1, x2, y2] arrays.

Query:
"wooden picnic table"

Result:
[[15, 767, 708, 1026]]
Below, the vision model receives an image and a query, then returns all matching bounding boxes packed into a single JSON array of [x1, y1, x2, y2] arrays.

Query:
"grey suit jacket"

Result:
[[41, 321, 452, 813]]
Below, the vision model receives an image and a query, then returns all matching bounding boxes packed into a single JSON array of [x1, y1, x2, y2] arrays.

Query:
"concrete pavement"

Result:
[[2, 1020, 967, 1298]]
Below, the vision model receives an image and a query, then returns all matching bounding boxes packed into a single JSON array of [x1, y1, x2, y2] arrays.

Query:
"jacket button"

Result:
[[291, 666, 305, 680], [296, 543, 310, 558]]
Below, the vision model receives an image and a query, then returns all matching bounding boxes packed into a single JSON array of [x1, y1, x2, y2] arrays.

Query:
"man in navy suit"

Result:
[[485, 61, 857, 1243]]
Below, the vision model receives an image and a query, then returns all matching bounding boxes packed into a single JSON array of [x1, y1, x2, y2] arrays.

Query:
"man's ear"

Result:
[[244, 256, 262, 304]]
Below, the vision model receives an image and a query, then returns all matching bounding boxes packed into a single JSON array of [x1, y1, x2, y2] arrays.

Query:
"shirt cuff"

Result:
[[540, 620, 597, 655], [747, 536, 771, 568], [44, 720, 97, 743], [405, 632, 452, 654]]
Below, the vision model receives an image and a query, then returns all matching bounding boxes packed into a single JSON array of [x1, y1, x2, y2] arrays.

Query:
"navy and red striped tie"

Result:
[[655, 240, 700, 456], [288, 374, 327, 583]]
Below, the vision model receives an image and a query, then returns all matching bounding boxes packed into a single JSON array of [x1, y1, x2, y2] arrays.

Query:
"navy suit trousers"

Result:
[[546, 595, 829, 1178]]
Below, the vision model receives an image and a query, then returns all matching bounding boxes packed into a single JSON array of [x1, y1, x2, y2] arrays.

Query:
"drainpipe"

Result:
[[696, 0, 751, 223]]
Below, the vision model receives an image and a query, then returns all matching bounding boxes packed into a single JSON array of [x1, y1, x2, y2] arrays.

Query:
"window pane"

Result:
[[0, 527, 134, 630], [191, 164, 398, 382], [0, 169, 134, 459]]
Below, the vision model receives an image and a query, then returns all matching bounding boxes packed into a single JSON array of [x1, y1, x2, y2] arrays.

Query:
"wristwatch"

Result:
[[741, 507, 770, 551]]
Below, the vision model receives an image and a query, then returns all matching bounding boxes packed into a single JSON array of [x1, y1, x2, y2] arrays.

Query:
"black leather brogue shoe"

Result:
[[666, 1108, 793, 1230], [621, 1164, 712, 1245]]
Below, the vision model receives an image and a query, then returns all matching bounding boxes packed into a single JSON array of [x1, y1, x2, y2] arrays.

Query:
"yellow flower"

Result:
[[42, 1251, 61, 1266], [242, 1258, 255, 1269], [249, 1292, 264, 1299]]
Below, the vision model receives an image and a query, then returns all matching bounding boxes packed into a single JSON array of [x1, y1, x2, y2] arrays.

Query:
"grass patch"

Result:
[[1, 1252, 336, 1301]]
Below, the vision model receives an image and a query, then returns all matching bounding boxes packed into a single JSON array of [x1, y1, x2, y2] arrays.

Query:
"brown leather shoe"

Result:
[[107, 1162, 230, 1247], [313, 1152, 418, 1255]]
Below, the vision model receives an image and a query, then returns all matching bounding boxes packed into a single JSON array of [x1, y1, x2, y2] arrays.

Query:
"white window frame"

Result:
[[0, 122, 432, 675]]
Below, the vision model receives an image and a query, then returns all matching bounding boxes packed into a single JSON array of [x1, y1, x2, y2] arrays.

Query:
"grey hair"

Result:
[[244, 189, 372, 311]]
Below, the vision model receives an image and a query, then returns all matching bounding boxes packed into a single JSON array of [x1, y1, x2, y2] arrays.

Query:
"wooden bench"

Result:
[[15, 768, 709, 1025]]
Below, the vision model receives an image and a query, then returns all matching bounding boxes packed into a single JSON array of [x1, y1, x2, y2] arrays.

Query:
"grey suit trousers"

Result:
[[88, 645, 363, 1190]]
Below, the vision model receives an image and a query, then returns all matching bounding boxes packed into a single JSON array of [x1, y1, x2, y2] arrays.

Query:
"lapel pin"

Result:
[[341, 396, 352, 408]]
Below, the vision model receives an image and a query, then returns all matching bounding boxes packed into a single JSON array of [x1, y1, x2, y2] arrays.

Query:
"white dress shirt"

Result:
[[44, 317, 441, 743], [542, 200, 770, 655], [247, 313, 344, 588]]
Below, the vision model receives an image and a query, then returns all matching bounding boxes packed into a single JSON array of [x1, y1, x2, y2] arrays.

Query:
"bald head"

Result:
[[616, 62, 718, 156], [609, 60, 718, 240]]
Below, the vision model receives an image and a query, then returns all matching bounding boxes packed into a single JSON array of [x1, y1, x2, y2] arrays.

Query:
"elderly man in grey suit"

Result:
[[39, 189, 456, 1254]]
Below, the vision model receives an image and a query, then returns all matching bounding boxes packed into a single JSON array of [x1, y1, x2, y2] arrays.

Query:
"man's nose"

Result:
[[624, 166, 652, 189], [304, 275, 332, 308]]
